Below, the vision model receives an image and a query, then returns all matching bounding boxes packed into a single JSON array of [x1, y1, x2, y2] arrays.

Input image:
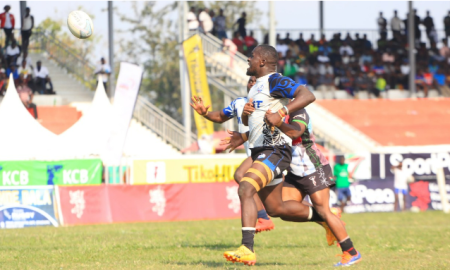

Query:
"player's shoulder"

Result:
[[233, 97, 248, 106]]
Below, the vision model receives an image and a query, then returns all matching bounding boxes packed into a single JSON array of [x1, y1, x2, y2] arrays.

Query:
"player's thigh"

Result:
[[258, 182, 284, 214], [234, 156, 253, 183], [282, 186, 303, 202], [309, 187, 331, 211], [240, 161, 273, 192]]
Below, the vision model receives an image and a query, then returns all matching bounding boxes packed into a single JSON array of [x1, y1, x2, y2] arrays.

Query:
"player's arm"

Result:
[[190, 96, 230, 123], [265, 109, 306, 140], [241, 98, 254, 126], [220, 129, 249, 152]]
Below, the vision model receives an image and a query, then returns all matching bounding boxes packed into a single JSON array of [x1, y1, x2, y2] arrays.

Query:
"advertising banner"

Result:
[[182, 34, 215, 154], [0, 159, 102, 186], [57, 182, 241, 225], [331, 178, 450, 213], [103, 62, 143, 165], [371, 152, 450, 180], [0, 186, 58, 228], [132, 155, 247, 184]]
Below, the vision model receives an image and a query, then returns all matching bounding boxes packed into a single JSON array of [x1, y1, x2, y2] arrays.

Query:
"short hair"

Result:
[[256, 45, 278, 63]]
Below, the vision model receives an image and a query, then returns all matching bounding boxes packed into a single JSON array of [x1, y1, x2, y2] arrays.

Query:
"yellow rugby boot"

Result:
[[223, 245, 256, 266]]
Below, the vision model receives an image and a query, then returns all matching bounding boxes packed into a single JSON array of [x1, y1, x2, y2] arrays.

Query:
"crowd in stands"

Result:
[[0, 5, 54, 117], [191, 7, 450, 98]]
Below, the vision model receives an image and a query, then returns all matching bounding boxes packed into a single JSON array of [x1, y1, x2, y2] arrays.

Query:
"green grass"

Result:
[[0, 211, 449, 269]]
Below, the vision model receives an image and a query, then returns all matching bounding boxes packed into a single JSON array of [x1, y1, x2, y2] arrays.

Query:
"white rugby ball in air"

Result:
[[67, 10, 94, 39]]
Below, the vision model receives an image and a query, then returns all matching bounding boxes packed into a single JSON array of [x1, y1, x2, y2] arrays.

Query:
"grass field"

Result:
[[0, 211, 449, 269]]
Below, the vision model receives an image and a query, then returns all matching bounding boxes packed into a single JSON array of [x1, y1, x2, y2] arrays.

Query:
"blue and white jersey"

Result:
[[247, 73, 300, 148], [222, 97, 251, 156]]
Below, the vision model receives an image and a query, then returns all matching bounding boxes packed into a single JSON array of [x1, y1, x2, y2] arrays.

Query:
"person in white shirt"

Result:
[[21, 7, 34, 54], [187, 6, 199, 31], [392, 162, 413, 211], [339, 42, 354, 56], [5, 39, 21, 67], [94, 57, 111, 91], [377, 11, 387, 38], [198, 8, 213, 34], [33, 61, 53, 94], [390, 10, 402, 38]]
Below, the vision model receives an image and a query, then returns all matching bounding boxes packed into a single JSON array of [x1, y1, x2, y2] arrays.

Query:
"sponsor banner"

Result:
[[132, 155, 247, 184], [104, 62, 143, 165], [331, 178, 450, 213], [371, 153, 450, 180], [344, 153, 371, 180], [182, 34, 215, 154], [0, 186, 59, 228], [0, 159, 102, 186], [57, 182, 240, 225]]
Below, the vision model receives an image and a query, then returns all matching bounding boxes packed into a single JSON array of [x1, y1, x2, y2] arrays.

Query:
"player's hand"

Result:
[[189, 96, 210, 116], [220, 129, 245, 153], [265, 109, 283, 129], [242, 98, 255, 116]]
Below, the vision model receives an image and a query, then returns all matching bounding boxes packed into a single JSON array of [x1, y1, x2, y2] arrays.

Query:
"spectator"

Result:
[[391, 10, 403, 37], [334, 156, 351, 212], [21, 7, 34, 54], [444, 11, 450, 39], [413, 9, 422, 45], [339, 42, 354, 56], [359, 49, 373, 65], [340, 70, 355, 96], [275, 39, 289, 57], [440, 38, 450, 60], [5, 39, 21, 67], [296, 67, 308, 85], [415, 69, 429, 97], [372, 60, 385, 75], [234, 12, 246, 38], [187, 7, 199, 31], [317, 61, 335, 98], [231, 31, 244, 54], [0, 5, 15, 48], [283, 50, 297, 80], [209, 9, 216, 36], [354, 71, 374, 97], [288, 40, 300, 58], [0, 69, 6, 95], [318, 34, 327, 45], [295, 33, 307, 51], [317, 50, 330, 63], [284, 32, 292, 44], [215, 9, 227, 39], [343, 32, 354, 46], [94, 57, 111, 91], [382, 49, 395, 63], [6, 63, 19, 80], [306, 34, 315, 45], [377, 12, 387, 38], [391, 162, 413, 212], [17, 51, 32, 68], [362, 34, 372, 50], [222, 36, 237, 68], [33, 60, 53, 94], [277, 52, 285, 74], [199, 8, 213, 34], [244, 31, 258, 55], [17, 74, 37, 119], [18, 59, 33, 83], [433, 68, 450, 97], [375, 73, 387, 97], [423, 11, 436, 43]]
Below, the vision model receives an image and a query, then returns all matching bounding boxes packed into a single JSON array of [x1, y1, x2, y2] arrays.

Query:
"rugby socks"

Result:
[[308, 206, 324, 222], [339, 237, 357, 256], [242, 227, 256, 252], [257, 209, 270, 220]]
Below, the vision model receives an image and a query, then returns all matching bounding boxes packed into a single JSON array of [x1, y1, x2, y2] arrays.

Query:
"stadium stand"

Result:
[[317, 98, 450, 146]]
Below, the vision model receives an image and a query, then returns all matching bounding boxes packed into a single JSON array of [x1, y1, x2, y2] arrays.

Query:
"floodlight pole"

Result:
[[108, 1, 115, 99], [269, 1, 276, 46], [20, 1, 26, 24], [408, 1, 416, 96], [319, 1, 324, 37], [179, 1, 191, 149]]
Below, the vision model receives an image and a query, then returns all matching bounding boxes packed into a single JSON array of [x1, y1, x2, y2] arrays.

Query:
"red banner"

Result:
[[56, 182, 241, 225]]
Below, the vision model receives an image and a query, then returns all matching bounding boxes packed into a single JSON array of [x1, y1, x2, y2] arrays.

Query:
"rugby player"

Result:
[[221, 106, 362, 267], [222, 45, 326, 266], [189, 76, 275, 233]]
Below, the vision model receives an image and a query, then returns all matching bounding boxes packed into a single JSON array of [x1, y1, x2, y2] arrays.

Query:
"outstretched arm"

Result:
[[220, 129, 249, 152], [189, 96, 230, 123]]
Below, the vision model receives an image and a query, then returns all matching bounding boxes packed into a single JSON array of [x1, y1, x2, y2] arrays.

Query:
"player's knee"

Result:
[[265, 205, 283, 218], [234, 170, 244, 183], [238, 181, 256, 198]]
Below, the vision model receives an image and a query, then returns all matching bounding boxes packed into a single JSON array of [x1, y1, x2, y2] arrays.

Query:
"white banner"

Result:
[[103, 62, 143, 165]]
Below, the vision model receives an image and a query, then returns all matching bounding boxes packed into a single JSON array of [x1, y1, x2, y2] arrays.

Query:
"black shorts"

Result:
[[284, 164, 335, 195], [250, 145, 292, 187]]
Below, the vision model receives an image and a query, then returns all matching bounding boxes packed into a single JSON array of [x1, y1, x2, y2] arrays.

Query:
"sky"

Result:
[[1, 1, 449, 62]]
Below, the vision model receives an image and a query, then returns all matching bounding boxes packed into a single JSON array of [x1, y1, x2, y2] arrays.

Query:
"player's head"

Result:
[[246, 45, 278, 77], [247, 76, 256, 92], [101, 57, 106, 64], [339, 156, 345, 165]]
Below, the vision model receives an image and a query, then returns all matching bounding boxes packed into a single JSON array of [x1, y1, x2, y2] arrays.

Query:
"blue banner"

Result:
[[0, 186, 58, 228]]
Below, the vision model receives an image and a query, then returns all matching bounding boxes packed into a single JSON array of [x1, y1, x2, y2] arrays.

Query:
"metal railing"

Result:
[[134, 96, 197, 151]]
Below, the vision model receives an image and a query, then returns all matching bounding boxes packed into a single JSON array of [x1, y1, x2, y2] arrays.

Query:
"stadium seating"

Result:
[[317, 98, 450, 146]]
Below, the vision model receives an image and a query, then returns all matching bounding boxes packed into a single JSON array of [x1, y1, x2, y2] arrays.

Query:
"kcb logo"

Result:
[[47, 165, 89, 185]]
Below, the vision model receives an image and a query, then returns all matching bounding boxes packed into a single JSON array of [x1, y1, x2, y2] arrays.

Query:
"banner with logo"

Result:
[[371, 152, 450, 180], [56, 182, 241, 225], [0, 159, 102, 186], [330, 178, 450, 213], [132, 155, 247, 184], [0, 186, 59, 228], [182, 34, 215, 154], [103, 62, 143, 165]]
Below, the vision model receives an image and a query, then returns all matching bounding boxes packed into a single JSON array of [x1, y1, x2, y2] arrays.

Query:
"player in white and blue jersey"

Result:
[[190, 76, 276, 233]]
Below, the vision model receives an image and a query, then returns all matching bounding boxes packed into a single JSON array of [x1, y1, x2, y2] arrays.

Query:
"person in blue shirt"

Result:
[[6, 64, 19, 80]]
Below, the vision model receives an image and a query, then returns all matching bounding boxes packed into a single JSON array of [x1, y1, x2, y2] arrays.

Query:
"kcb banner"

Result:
[[132, 155, 247, 184], [182, 34, 215, 154], [0, 159, 102, 186], [0, 186, 58, 228]]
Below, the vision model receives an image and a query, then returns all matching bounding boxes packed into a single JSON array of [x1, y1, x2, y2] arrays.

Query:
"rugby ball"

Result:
[[67, 10, 94, 39]]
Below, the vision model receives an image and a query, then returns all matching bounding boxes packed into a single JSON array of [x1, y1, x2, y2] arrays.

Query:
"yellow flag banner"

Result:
[[182, 34, 215, 153]]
